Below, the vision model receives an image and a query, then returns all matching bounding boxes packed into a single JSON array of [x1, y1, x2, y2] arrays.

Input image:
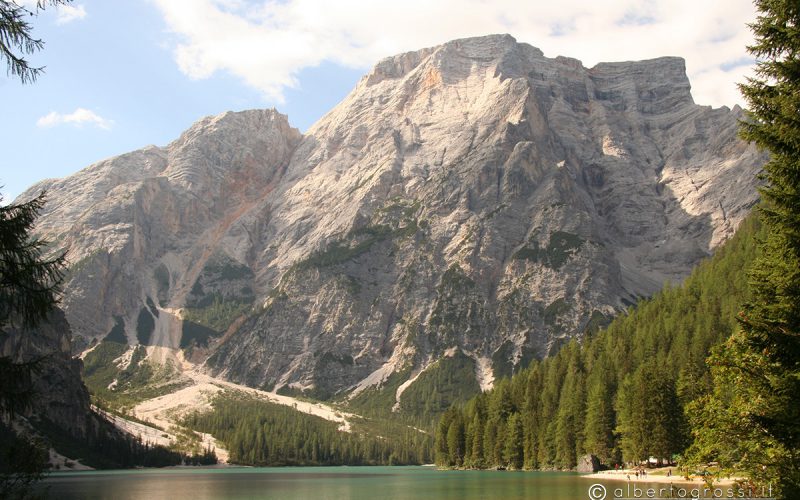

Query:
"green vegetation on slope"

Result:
[[513, 231, 584, 269], [399, 351, 481, 424], [344, 353, 483, 432], [687, 3, 800, 498], [182, 295, 251, 338], [83, 341, 190, 411], [28, 416, 216, 470], [293, 224, 394, 271], [181, 253, 256, 346], [292, 198, 421, 273], [436, 214, 763, 470], [183, 391, 433, 466], [346, 369, 410, 414]]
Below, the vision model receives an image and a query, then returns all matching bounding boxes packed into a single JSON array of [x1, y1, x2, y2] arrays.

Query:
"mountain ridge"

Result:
[[18, 34, 763, 410]]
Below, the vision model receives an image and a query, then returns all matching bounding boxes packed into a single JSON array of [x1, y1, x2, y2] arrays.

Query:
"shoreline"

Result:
[[582, 468, 743, 486]]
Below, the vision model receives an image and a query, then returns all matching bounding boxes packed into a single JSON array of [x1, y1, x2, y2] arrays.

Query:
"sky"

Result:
[[1, 0, 759, 202]]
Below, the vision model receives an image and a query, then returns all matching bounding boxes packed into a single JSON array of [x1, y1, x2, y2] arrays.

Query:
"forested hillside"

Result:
[[435, 215, 763, 469], [184, 392, 433, 466]]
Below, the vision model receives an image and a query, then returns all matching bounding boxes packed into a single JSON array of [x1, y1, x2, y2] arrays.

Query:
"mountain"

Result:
[[434, 213, 764, 470], [19, 34, 763, 411], [1, 310, 92, 439], [0, 308, 202, 471]]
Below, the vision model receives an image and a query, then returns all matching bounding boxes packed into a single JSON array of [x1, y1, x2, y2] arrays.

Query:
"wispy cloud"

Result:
[[151, 0, 757, 108], [16, 1, 87, 24], [37, 108, 113, 130], [55, 3, 87, 25], [55, 3, 87, 24]]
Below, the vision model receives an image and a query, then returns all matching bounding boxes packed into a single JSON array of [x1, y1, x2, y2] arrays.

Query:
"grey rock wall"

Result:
[[19, 34, 763, 398]]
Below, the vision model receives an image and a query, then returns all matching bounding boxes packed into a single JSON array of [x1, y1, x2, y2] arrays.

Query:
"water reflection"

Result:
[[39, 466, 610, 500]]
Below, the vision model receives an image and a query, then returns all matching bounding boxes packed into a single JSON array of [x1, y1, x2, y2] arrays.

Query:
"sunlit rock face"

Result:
[[21, 34, 762, 398]]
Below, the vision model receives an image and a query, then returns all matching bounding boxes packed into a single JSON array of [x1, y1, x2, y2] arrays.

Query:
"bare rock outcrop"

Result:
[[19, 35, 763, 402]]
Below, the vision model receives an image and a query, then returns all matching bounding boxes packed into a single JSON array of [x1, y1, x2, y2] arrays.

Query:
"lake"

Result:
[[40, 466, 615, 499], [39, 466, 727, 500]]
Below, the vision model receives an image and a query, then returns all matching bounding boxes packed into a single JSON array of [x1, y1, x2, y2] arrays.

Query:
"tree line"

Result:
[[184, 392, 433, 466], [436, 214, 762, 469]]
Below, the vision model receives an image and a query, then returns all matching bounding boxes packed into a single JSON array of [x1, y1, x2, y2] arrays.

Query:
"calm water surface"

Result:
[[40, 466, 615, 500]]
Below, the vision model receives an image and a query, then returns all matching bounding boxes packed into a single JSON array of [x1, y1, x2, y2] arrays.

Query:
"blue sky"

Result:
[[1, 0, 757, 202]]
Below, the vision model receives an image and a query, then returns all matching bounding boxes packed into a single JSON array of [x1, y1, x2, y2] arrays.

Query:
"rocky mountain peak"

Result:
[[590, 56, 694, 112], [163, 109, 300, 194], [361, 34, 532, 92], [169, 109, 297, 150], [22, 35, 764, 407]]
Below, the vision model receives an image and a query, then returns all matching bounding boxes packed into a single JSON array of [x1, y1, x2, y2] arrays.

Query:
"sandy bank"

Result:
[[582, 468, 743, 486]]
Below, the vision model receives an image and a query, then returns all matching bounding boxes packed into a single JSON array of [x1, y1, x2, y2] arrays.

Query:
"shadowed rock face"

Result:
[[0, 310, 93, 438], [20, 34, 763, 397]]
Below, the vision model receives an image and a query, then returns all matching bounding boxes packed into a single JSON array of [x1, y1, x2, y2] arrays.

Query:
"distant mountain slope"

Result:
[[0, 308, 204, 470], [19, 34, 763, 404], [435, 214, 763, 469]]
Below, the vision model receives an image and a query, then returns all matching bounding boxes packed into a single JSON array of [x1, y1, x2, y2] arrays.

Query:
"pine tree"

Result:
[[503, 412, 524, 469], [492, 418, 507, 467], [583, 363, 617, 466], [554, 350, 585, 469], [468, 408, 484, 468], [446, 411, 465, 467], [0, 1, 73, 83], [0, 191, 65, 414], [647, 373, 684, 464], [435, 409, 453, 465], [0, 192, 65, 330], [478, 415, 493, 467], [615, 368, 648, 464], [0, 190, 66, 495], [522, 364, 542, 469], [689, 2, 800, 498], [536, 366, 560, 468]]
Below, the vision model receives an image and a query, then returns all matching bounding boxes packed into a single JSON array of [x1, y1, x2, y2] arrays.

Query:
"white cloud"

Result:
[[152, 0, 758, 108], [37, 108, 113, 130], [55, 3, 87, 25], [13, 1, 87, 24]]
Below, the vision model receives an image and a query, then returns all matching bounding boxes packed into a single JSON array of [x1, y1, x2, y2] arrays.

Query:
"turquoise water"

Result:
[[41, 466, 609, 499]]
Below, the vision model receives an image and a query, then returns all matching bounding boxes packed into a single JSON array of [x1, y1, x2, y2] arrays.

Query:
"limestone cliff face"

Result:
[[23, 109, 301, 352], [20, 35, 763, 399]]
